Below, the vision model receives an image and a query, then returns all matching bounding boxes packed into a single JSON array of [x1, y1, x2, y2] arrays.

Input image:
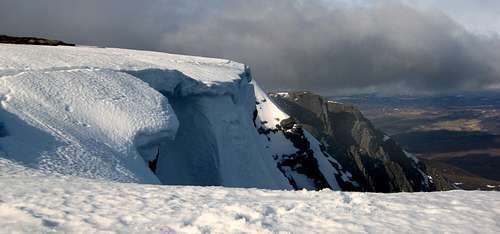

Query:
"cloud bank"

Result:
[[1, 0, 499, 94]]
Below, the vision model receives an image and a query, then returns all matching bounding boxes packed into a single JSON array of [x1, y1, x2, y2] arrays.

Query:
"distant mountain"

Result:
[[270, 91, 452, 192], [0, 35, 75, 46]]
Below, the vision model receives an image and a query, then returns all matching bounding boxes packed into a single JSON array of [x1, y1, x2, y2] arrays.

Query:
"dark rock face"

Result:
[[0, 35, 75, 46], [270, 91, 449, 192]]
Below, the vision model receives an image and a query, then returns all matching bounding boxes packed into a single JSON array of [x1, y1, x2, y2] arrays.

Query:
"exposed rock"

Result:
[[0, 35, 75, 46], [274, 118, 331, 190], [270, 91, 451, 192], [252, 95, 360, 191]]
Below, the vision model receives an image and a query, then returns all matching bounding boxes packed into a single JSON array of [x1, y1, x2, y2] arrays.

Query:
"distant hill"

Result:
[[328, 92, 500, 191], [0, 35, 75, 46]]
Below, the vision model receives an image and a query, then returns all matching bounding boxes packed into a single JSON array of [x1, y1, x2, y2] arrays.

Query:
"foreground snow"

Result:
[[0, 174, 498, 234]]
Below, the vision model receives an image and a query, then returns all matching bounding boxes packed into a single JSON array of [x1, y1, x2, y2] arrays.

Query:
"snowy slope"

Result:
[[253, 82, 357, 190], [0, 44, 286, 188], [0, 174, 499, 234], [0, 44, 357, 190], [0, 68, 175, 183]]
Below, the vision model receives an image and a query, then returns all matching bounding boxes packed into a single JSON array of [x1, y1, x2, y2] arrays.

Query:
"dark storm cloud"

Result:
[[1, 0, 499, 94]]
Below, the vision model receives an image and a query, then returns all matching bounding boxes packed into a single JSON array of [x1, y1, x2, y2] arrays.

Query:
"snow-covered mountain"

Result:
[[1, 42, 499, 234], [0, 44, 357, 190]]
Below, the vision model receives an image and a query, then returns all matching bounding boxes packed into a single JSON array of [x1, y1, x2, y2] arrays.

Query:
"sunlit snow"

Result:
[[0, 173, 498, 233]]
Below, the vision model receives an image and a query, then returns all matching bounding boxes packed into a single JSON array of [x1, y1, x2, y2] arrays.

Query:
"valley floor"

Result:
[[0, 174, 499, 233]]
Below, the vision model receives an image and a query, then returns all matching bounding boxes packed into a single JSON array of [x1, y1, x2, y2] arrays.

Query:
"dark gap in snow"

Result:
[[148, 148, 160, 173], [126, 68, 225, 186]]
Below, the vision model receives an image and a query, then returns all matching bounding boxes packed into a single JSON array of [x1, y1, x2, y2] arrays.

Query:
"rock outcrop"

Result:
[[270, 91, 450, 192]]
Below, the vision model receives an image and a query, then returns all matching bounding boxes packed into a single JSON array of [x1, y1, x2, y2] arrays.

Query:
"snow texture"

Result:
[[0, 44, 358, 190], [0, 44, 284, 187], [1, 44, 350, 190], [0, 68, 175, 183], [0, 174, 499, 234]]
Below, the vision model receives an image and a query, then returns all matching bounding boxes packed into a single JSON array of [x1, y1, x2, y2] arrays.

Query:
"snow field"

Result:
[[0, 175, 499, 234]]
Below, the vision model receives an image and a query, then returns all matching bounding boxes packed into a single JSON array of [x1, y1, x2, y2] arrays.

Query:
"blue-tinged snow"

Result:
[[0, 68, 175, 183], [0, 174, 499, 234], [0, 44, 295, 188], [0, 44, 244, 88]]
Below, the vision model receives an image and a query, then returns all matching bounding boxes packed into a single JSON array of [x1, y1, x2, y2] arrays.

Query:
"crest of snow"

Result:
[[1, 175, 499, 234], [0, 45, 244, 90]]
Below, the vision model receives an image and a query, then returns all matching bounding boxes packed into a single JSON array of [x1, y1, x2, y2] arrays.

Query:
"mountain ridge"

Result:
[[270, 91, 452, 192]]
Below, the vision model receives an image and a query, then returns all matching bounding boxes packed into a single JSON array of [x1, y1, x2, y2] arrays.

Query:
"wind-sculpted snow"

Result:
[[0, 175, 499, 234], [0, 44, 355, 190], [0, 44, 244, 87], [0, 44, 253, 185], [0, 69, 176, 183]]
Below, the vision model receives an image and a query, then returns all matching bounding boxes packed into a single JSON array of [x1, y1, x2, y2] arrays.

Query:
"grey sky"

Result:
[[1, 0, 499, 95], [404, 0, 500, 35]]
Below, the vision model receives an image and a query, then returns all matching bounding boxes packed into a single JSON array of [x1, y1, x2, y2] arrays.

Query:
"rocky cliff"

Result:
[[270, 91, 451, 192]]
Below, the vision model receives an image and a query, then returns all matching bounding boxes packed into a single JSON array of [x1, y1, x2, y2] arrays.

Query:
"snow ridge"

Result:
[[0, 44, 356, 190]]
